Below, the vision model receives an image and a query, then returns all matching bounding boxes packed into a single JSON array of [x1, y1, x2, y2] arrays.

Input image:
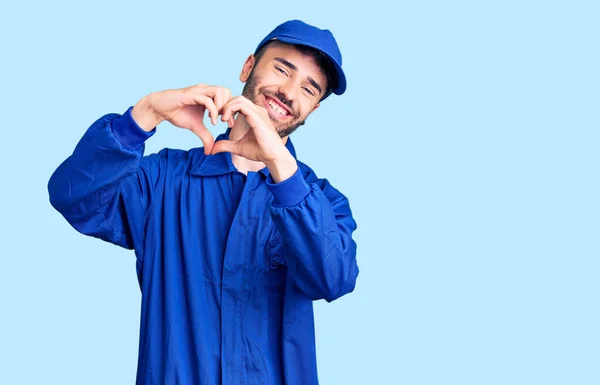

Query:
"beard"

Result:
[[242, 70, 306, 138]]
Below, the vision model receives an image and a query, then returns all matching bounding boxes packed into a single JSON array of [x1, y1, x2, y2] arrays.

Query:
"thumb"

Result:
[[189, 125, 215, 155], [211, 139, 239, 155]]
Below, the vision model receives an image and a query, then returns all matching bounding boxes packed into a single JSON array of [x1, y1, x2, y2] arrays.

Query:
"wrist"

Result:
[[131, 94, 162, 132], [266, 166, 310, 207], [265, 152, 297, 183], [111, 106, 156, 150]]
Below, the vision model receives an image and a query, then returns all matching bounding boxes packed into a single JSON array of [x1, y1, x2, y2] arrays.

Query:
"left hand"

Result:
[[211, 96, 289, 164]]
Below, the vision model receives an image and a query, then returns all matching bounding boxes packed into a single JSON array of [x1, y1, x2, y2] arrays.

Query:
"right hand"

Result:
[[131, 84, 235, 154]]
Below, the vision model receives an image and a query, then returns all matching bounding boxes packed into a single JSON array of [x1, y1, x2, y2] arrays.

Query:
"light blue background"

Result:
[[1, 1, 598, 384]]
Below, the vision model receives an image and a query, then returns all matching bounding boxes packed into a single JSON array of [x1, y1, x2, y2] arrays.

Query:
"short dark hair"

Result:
[[253, 40, 336, 100]]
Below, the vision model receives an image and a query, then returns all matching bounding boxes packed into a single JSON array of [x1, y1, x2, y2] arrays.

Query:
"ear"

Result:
[[310, 102, 321, 113], [240, 54, 255, 83]]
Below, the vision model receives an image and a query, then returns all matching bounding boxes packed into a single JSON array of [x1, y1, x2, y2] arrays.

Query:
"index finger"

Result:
[[183, 94, 219, 126], [221, 96, 258, 124]]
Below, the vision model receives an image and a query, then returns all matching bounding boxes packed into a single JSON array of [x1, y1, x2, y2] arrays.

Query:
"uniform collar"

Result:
[[189, 128, 298, 177]]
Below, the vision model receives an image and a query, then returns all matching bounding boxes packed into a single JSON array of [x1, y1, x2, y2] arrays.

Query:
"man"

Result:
[[48, 19, 359, 385]]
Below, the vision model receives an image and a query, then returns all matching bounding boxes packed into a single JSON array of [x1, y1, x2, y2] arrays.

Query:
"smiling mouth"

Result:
[[265, 96, 292, 118]]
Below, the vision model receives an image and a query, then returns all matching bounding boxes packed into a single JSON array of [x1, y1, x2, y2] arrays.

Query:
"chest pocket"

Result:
[[264, 230, 287, 290], [265, 231, 287, 270]]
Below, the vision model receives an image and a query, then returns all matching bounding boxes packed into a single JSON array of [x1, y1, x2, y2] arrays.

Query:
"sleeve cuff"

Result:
[[111, 106, 156, 150], [267, 167, 311, 207]]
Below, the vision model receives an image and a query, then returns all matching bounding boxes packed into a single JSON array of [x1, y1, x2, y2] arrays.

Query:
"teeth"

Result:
[[267, 99, 287, 116]]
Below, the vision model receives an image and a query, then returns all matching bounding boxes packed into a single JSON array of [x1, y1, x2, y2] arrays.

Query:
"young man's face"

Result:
[[240, 42, 328, 137]]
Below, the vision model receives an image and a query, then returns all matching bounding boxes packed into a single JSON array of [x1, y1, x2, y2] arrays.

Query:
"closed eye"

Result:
[[303, 87, 315, 96], [275, 66, 288, 76]]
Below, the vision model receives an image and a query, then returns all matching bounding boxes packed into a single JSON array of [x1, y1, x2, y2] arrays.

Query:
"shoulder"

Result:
[[296, 160, 320, 183], [296, 160, 349, 205]]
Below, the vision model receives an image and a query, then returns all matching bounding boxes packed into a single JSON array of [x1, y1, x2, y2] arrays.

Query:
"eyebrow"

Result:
[[274, 57, 323, 95]]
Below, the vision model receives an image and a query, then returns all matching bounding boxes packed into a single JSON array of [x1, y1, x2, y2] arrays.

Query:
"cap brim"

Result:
[[266, 36, 346, 96]]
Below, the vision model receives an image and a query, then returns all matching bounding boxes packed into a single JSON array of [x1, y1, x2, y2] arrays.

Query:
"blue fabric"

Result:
[[47, 107, 360, 385], [112, 106, 156, 149]]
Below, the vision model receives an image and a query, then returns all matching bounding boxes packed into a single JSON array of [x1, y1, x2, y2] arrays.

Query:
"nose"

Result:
[[277, 81, 299, 107]]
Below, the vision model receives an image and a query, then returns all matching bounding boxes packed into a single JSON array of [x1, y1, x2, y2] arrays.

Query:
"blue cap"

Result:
[[254, 20, 346, 99]]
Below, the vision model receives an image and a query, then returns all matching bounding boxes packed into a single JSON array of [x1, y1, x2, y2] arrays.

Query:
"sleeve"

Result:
[[47, 106, 164, 252], [266, 167, 359, 302]]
